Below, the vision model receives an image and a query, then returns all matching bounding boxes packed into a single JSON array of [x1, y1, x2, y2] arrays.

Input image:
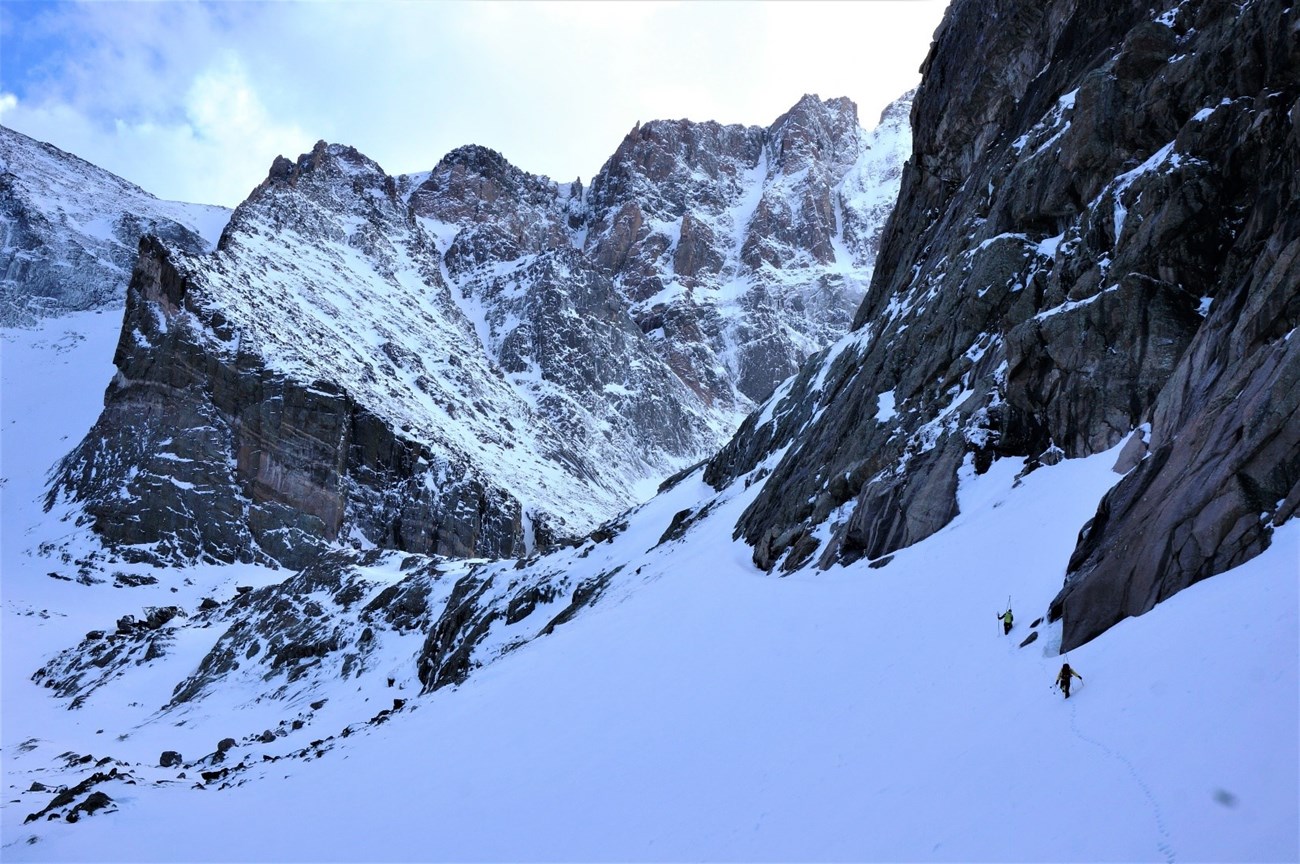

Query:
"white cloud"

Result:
[[1, 0, 949, 206], [2, 53, 312, 206]]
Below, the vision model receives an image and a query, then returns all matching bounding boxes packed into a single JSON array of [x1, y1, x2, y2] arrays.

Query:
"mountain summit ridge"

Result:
[[0, 125, 231, 327], [40, 92, 911, 567]]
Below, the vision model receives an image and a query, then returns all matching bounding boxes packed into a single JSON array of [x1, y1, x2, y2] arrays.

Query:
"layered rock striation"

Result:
[[706, 0, 1299, 649]]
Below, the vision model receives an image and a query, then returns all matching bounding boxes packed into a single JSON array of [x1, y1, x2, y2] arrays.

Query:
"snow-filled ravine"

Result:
[[2, 312, 1297, 862]]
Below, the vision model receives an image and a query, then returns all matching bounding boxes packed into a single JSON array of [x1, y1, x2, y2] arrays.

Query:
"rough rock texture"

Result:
[[46, 93, 909, 568], [1048, 0, 1300, 646], [584, 93, 912, 404], [37, 546, 618, 713], [409, 147, 732, 471], [47, 234, 528, 567], [0, 125, 229, 326], [706, 0, 1299, 648], [48, 142, 730, 565]]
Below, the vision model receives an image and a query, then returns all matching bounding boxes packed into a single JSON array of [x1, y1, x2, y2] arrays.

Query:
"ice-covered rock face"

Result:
[[706, 0, 1300, 650], [0, 125, 230, 326]]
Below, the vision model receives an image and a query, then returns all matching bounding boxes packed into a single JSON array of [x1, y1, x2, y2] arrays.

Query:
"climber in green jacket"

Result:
[[998, 607, 1013, 635]]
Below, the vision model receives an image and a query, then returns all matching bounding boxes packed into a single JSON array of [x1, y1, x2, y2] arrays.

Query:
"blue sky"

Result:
[[1, 1, 949, 207]]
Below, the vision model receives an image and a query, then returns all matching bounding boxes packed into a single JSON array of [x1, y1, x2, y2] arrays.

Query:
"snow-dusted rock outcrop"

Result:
[[48, 142, 734, 567], [405, 145, 738, 475], [704, 0, 1299, 649], [585, 93, 911, 404], [44, 93, 909, 568], [0, 125, 229, 326], [405, 93, 912, 419]]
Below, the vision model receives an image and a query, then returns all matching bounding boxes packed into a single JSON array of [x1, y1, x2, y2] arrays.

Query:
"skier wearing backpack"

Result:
[[998, 607, 1013, 635], [1056, 662, 1082, 698]]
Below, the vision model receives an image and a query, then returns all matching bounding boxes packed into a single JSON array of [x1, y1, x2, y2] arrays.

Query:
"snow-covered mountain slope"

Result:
[[704, 0, 1300, 649], [36, 92, 909, 571], [2, 3, 1297, 851], [45, 142, 734, 569], [2, 311, 1295, 859], [7, 0, 1297, 856], [0, 125, 230, 327]]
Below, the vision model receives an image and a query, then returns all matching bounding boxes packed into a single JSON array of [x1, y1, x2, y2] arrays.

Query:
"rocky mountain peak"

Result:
[[33, 88, 912, 572], [47, 129, 749, 568], [258, 141, 389, 194], [766, 93, 862, 176], [577, 91, 912, 403], [406, 143, 578, 274], [588, 117, 765, 222], [875, 90, 915, 128], [415, 144, 565, 213]]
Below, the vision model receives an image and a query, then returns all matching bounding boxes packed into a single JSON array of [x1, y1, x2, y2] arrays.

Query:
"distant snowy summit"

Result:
[[40, 93, 912, 567], [0, 125, 230, 327]]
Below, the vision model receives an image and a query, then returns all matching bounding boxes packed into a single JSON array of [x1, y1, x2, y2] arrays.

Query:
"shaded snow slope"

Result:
[[2, 313, 1295, 859], [0, 125, 230, 327]]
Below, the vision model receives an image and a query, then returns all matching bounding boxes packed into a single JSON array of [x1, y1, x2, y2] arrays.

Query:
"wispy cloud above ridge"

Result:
[[0, 0, 948, 208]]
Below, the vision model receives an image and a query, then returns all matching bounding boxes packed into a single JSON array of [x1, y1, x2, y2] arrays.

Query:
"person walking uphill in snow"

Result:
[[1056, 662, 1082, 698], [998, 607, 1013, 635]]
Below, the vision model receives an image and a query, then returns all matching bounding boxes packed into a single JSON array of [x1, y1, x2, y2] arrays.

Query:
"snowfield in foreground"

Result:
[[2, 313, 1297, 862]]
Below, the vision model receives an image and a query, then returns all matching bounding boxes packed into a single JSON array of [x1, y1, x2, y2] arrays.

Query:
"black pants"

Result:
[[1003, 621, 1012, 635], [1060, 679, 1071, 698]]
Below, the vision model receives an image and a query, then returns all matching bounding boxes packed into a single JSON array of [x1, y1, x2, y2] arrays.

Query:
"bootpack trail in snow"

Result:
[[1062, 669, 1177, 863]]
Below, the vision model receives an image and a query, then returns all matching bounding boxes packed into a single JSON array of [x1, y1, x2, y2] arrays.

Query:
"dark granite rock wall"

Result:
[[707, 0, 1299, 648]]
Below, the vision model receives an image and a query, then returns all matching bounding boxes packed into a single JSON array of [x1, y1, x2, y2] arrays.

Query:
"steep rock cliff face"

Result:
[[0, 125, 229, 326], [44, 91, 909, 570], [707, 0, 1298, 648], [48, 143, 712, 566], [406, 146, 738, 468], [586, 93, 911, 404]]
